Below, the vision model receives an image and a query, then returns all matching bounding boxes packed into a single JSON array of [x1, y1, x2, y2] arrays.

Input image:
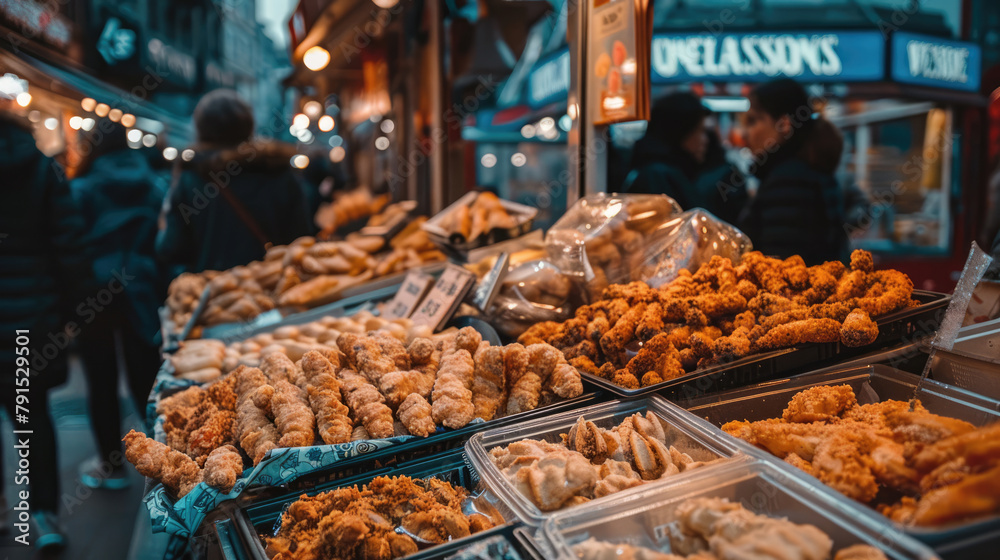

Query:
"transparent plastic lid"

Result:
[[543, 460, 939, 560], [465, 395, 745, 526]]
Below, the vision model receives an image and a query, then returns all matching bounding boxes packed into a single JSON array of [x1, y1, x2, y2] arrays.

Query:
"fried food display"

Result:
[[572, 497, 888, 560], [488, 412, 724, 511], [520, 250, 915, 389], [434, 191, 521, 243], [123, 430, 206, 497], [131, 328, 583, 496], [210, 311, 436, 376], [722, 384, 1000, 527], [264, 475, 495, 560], [164, 225, 446, 336]]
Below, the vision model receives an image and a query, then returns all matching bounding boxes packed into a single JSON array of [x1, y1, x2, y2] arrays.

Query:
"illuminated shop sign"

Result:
[[650, 31, 886, 83], [891, 32, 981, 92], [528, 49, 570, 109]]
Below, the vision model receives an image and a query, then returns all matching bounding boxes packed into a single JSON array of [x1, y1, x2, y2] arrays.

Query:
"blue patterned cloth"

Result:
[[143, 437, 415, 538]]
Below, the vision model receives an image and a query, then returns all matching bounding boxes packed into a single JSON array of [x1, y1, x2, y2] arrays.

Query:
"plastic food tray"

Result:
[[543, 460, 939, 560], [928, 346, 1000, 402], [580, 290, 951, 399], [684, 364, 1000, 546], [422, 191, 538, 253], [466, 395, 745, 527], [216, 450, 525, 560]]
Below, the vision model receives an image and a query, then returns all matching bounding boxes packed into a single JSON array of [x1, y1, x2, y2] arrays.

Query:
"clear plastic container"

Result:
[[465, 395, 745, 526], [684, 364, 1000, 545], [543, 460, 940, 560]]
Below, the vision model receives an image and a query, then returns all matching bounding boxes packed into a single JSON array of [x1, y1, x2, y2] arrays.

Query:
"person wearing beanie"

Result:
[[623, 91, 711, 209], [157, 89, 313, 272], [738, 78, 851, 265]]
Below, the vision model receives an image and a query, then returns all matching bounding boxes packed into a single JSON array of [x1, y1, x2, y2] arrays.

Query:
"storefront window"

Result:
[[476, 142, 569, 229], [830, 100, 953, 254]]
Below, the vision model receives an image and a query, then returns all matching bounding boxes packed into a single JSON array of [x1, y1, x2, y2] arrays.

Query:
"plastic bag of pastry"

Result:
[[545, 193, 682, 300], [637, 208, 752, 288], [486, 260, 584, 338]]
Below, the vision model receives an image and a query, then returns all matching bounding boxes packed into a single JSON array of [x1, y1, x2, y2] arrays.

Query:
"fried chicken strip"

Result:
[[431, 349, 475, 429], [271, 380, 318, 448], [301, 351, 352, 445], [123, 430, 204, 497], [338, 368, 394, 439], [203, 445, 244, 492]]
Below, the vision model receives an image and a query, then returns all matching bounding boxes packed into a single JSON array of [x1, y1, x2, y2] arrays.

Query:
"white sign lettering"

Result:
[[652, 34, 842, 79], [906, 40, 969, 84], [529, 51, 570, 106]]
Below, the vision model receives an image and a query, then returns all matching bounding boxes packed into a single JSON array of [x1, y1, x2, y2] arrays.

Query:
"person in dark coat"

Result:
[[70, 118, 166, 490], [157, 89, 313, 272], [695, 127, 748, 225], [738, 79, 850, 265], [623, 91, 711, 209], [0, 110, 90, 549]]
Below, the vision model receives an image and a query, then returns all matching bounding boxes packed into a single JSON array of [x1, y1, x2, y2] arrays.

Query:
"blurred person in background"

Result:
[[738, 79, 850, 265], [70, 118, 166, 490], [801, 116, 872, 234], [623, 91, 711, 208], [695, 127, 748, 224], [0, 105, 91, 549], [157, 89, 312, 272]]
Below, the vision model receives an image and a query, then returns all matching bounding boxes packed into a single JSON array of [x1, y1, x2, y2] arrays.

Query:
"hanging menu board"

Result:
[[587, 0, 652, 125]]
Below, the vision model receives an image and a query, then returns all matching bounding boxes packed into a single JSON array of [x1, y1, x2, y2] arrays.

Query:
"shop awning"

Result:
[[2, 49, 194, 144]]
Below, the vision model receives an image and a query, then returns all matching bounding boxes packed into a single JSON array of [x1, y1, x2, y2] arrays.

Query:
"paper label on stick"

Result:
[[411, 264, 477, 331], [382, 272, 435, 319]]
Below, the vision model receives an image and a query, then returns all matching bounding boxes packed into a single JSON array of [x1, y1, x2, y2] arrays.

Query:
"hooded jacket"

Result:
[[71, 149, 166, 342], [157, 141, 313, 272], [739, 122, 849, 265], [0, 114, 91, 388], [623, 135, 701, 208]]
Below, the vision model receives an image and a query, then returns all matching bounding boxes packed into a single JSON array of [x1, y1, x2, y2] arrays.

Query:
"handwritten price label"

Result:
[[381, 272, 434, 320], [410, 264, 476, 330]]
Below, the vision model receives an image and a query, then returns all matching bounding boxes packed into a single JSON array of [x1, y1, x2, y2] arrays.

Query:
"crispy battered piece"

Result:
[[203, 445, 244, 492], [301, 351, 352, 445], [430, 349, 476, 428], [851, 249, 874, 273], [586, 311, 612, 342], [379, 369, 435, 410], [548, 358, 584, 398], [447, 326, 483, 357], [507, 372, 542, 415], [337, 333, 397, 384], [338, 368, 394, 439], [186, 404, 237, 464], [599, 303, 647, 366], [157, 386, 205, 416], [472, 344, 507, 421], [747, 292, 796, 317], [206, 376, 238, 411], [271, 380, 317, 448], [233, 366, 280, 465], [569, 355, 599, 376], [562, 339, 598, 362], [396, 393, 435, 437], [371, 331, 411, 371], [750, 318, 842, 352], [517, 321, 562, 346], [782, 385, 858, 423], [840, 308, 879, 347], [911, 462, 1000, 526], [407, 338, 436, 365], [123, 430, 204, 497], [625, 333, 685, 387], [855, 270, 913, 317], [260, 352, 300, 386], [782, 254, 810, 289]]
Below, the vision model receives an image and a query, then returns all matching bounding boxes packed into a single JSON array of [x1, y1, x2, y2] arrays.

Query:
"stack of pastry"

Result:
[[314, 188, 391, 234], [437, 191, 520, 243], [127, 327, 584, 497], [520, 249, 915, 389], [488, 412, 724, 511], [163, 223, 447, 335]]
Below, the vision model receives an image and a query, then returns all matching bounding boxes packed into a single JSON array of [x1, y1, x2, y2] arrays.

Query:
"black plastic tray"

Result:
[[216, 450, 532, 560], [581, 290, 950, 400], [684, 364, 1000, 548]]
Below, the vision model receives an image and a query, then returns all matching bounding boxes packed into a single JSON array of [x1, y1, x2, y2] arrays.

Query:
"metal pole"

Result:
[[567, 0, 587, 204], [427, 0, 446, 213]]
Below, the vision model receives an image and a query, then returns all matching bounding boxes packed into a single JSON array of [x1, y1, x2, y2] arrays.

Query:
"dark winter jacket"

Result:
[[739, 137, 849, 265], [157, 141, 313, 272], [623, 136, 701, 209], [71, 150, 166, 343], [0, 115, 91, 388]]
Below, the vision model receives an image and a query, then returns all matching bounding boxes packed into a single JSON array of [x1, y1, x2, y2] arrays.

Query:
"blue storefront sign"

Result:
[[890, 32, 981, 92], [650, 31, 886, 84], [528, 49, 570, 109]]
